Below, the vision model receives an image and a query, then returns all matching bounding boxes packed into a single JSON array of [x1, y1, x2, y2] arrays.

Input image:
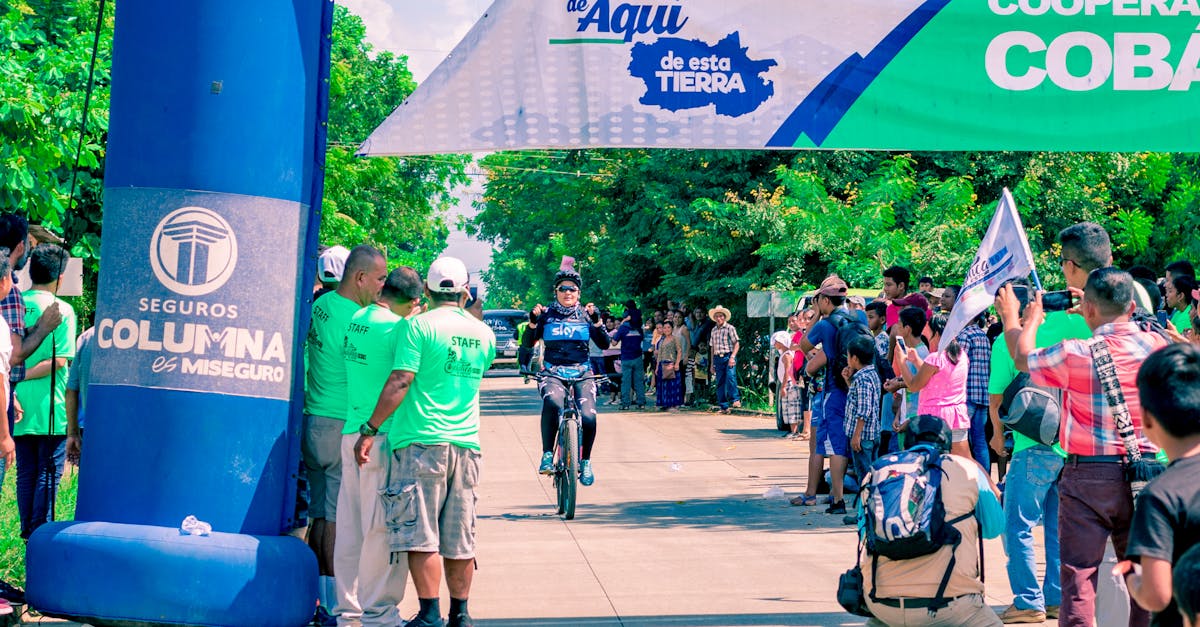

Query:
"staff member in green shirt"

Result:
[[988, 301, 1087, 624], [354, 256, 495, 627], [14, 244, 76, 540], [334, 266, 422, 627], [304, 244, 386, 621], [1166, 275, 1196, 339]]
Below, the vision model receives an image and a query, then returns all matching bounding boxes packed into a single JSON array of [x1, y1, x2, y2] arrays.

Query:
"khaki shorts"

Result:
[[384, 443, 481, 560], [302, 414, 343, 521]]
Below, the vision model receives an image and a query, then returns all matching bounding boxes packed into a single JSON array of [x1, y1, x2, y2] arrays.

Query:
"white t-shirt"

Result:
[[0, 316, 11, 399]]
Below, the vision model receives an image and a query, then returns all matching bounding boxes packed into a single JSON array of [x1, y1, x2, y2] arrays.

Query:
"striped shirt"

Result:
[[709, 323, 739, 356], [845, 365, 882, 441], [0, 282, 25, 383], [956, 324, 990, 406], [1027, 322, 1167, 457]]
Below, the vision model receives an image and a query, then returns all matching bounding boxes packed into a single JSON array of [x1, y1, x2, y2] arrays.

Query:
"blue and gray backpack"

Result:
[[861, 443, 977, 613]]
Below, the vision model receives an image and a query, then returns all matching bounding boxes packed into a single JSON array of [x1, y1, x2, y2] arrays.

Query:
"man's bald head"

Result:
[[342, 245, 384, 280]]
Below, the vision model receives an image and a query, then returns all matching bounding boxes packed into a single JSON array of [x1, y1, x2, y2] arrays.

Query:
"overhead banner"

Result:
[[361, 0, 1200, 155]]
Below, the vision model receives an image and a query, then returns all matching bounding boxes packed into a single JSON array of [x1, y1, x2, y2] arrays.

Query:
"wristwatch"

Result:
[[359, 422, 379, 437]]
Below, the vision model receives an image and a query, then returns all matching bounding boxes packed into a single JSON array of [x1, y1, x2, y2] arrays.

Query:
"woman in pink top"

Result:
[[899, 314, 972, 459]]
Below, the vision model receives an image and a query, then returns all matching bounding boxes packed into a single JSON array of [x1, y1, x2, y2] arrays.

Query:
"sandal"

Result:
[[790, 494, 817, 507]]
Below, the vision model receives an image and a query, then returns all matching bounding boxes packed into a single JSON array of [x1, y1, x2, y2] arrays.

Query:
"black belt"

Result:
[[1067, 454, 1125, 464], [872, 595, 970, 609]]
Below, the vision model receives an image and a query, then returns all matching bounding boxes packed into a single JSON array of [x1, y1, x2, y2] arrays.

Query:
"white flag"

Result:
[[939, 188, 1037, 350]]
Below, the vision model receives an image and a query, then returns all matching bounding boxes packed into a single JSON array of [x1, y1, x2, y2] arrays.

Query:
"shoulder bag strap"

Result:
[[1088, 337, 1142, 462]]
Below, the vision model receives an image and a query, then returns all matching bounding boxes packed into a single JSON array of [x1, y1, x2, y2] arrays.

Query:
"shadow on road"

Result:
[[478, 611, 866, 626], [480, 388, 542, 414], [716, 428, 792, 441], [494, 494, 858, 533]]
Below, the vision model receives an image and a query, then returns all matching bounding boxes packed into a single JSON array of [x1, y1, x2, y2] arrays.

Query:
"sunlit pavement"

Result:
[[390, 371, 1051, 627]]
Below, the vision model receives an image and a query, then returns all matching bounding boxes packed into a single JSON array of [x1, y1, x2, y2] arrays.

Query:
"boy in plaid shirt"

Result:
[[844, 335, 882, 498]]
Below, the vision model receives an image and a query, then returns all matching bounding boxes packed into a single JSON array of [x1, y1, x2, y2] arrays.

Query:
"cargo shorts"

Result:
[[384, 443, 481, 560]]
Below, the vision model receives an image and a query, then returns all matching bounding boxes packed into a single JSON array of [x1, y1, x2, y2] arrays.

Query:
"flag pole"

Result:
[[1031, 268, 1044, 292]]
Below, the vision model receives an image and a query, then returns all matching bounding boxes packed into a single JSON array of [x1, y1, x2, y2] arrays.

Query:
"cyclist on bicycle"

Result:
[[521, 259, 610, 486]]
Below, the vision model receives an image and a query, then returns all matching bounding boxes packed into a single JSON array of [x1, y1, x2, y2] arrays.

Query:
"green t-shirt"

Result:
[[304, 291, 362, 420], [342, 304, 405, 435], [1171, 305, 1193, 334], [388, 306, 496, 451], [987, 311, 1090, 456], [15, 291, 76, 437]]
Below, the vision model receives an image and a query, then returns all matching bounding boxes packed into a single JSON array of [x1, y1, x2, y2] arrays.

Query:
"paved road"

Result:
[[388, 373, 1052, 627]]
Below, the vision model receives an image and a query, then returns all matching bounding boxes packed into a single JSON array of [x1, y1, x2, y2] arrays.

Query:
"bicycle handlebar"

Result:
[[530, 371, 609, 386]]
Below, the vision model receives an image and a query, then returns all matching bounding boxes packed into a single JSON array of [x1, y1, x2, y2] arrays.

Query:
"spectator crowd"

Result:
[[768, 222, 1199, 627], [3, 208, 1200, 627]]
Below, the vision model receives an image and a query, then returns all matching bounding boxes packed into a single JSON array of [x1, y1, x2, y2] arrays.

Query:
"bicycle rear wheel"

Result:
[[559, 416, 580, 520]]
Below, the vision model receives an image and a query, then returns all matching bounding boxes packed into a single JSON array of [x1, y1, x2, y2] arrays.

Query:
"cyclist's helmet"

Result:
[[553, 256, 582, 289]]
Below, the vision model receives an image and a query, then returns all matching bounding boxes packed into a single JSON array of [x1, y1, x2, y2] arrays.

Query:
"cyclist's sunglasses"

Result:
[[556, 285, 579, 293]]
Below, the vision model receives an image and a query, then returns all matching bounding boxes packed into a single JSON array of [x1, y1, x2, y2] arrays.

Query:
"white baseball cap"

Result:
[[317, 245, 350, 283], [427, 256, 469, 293]]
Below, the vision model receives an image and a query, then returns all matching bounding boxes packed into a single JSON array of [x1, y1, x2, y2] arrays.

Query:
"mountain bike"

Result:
[[535, 369, 607, 520]]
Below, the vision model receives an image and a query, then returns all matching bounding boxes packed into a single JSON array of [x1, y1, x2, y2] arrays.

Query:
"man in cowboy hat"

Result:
[[708, 305, 741, 414]]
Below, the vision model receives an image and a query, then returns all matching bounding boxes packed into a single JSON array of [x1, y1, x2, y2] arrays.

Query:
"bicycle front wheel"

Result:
[[559, 417, 580, 520]]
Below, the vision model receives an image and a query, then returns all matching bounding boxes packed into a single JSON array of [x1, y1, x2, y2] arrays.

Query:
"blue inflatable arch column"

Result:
[[25, 1, 331, 625]]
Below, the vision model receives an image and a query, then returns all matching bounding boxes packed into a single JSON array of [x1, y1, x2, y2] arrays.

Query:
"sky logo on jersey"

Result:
[[544, 320, 591, 341]]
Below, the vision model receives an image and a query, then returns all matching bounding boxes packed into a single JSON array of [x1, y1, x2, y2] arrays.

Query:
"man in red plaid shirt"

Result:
[[999, 263, 1167, 627]]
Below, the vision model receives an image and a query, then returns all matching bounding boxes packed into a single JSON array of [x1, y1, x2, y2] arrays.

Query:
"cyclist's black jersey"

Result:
[[523, 307, 610, 366]]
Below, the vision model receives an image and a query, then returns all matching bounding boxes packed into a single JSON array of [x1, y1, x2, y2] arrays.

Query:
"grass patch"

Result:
[[0, 463, 79, 586]]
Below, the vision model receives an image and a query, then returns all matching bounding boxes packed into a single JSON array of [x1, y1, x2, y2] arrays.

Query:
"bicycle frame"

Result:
[[535, 370, 607, 519]]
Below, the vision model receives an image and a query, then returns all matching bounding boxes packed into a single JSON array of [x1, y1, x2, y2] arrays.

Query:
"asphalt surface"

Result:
[[385, 372, 1053, 626], [46, 371, 1055, 627]]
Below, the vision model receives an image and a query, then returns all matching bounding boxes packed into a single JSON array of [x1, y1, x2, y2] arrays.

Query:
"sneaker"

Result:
[[619, 404, 630, 411], [825, 500, 846, 515], [403, 615, 446, 627], [997, 605, 1046, 624], [0, 580, 25, 605], [1045, 605, 1060, 619], [538, 451, 555, 475], [313, 606, 337, 627], [448, 612, 475, 627], [842, 514, 858, 525], [580, 460, 595, 486]]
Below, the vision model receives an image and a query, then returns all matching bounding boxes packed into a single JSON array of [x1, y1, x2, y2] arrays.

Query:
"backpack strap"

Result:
[[978, 517, 985, 585], [927, 510, 974, 614], [1088, 337, 1142, 462], [928, 532, 961, 615]]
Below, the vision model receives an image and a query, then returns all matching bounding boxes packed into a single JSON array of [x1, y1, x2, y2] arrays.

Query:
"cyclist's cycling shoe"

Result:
[[538, 451, 555, 475], [580, 460, 595, 486], [403, 615, 445, 627]]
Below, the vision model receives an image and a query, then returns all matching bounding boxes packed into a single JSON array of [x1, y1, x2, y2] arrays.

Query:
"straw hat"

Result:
[[708, 305, 732, 321]]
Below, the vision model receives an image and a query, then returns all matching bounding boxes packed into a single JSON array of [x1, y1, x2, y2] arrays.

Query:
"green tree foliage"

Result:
[[1, 2, 467, 317], [0, 0, 109, 265], [322, 6, 469, 268], [474, 150, 1200, 313]]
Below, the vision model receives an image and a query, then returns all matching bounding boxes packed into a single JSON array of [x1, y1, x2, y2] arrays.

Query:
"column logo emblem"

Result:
[[150, 207, 238, 296]]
